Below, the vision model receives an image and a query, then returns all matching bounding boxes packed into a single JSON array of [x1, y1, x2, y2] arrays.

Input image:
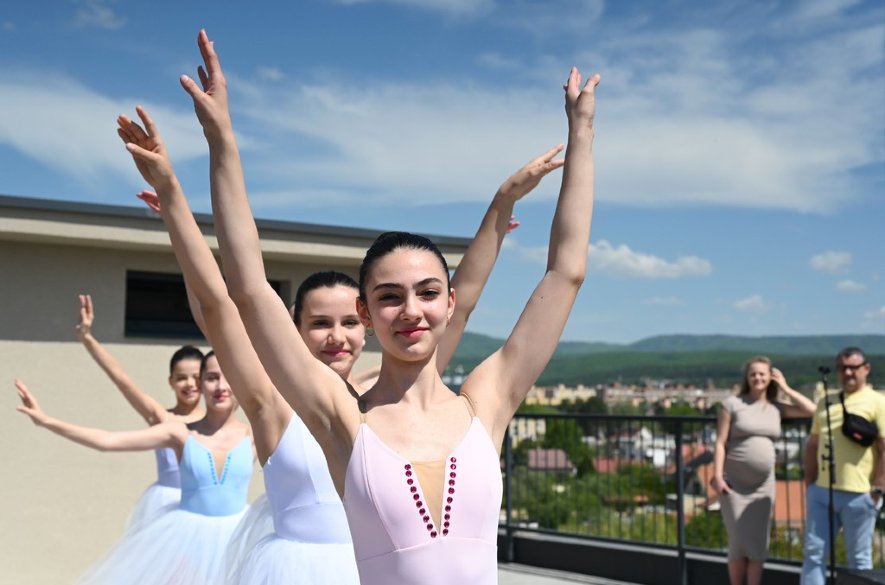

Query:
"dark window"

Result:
[[125, 271, 284, 339]]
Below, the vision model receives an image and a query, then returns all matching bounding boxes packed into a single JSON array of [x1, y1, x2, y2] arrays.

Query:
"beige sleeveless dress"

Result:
[[720, 394, 783, 560]]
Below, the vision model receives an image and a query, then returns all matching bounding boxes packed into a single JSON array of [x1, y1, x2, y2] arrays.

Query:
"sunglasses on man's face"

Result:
[[838, 362, 869, 374]]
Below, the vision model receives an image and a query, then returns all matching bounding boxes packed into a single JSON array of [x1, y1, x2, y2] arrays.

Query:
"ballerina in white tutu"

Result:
[[14, 347, 254, 585], [118, 108, 361, 583], [75, 293, 206, 525]]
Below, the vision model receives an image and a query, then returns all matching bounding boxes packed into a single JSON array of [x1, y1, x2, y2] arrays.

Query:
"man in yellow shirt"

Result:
[[801, 347, 884, 585]]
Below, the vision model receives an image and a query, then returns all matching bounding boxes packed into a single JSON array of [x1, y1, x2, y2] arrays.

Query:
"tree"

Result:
[[543, 418, 595, 475]]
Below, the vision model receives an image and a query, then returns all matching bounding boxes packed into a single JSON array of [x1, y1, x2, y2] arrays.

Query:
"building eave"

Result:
[[0, 194, 469, 267]]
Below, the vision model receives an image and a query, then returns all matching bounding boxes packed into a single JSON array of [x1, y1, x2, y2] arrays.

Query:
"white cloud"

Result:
[[0, 73, 207, 191], [645, 296, 683, 306], [256, 67, 284, 82], [571, 4, 884, 213], [517, 240, 711, 279], [332, 0, 494, 17], [794, 0, 863, 21], [1, 1, 882, 215], [476, 53, 521, 71], [588, 240, 712, 279], [810, 251, 852, 273], [519, 245, 549, 264], [225, 12, 882, 212], [236, 80, 566, 206], [498, 0, 605, 36], [247, 187, 368, 209], [835, 279, 866, 292], [734, 294, 769, 313], [73, 0, 126, 30]]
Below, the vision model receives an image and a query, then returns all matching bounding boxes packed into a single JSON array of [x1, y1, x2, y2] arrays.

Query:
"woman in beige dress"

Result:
[[712, 356, 816, 585]]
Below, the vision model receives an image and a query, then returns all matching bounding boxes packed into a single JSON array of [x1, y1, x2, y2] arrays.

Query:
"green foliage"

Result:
[[511, 438, 540, 467], [616, 462, 669, 506], [654, 400, 705, 435], [509, 467, 576, 529], [542, 418, 595, 475], [516, 403, 559, 415], [768, 524, 804, 561], [581, 508, 677, 545], [685, 510, 727, 549], [775, 462, 804, 480], [656, 401, 704, 417], [561, 396, 608, 415], [560, 397, 609, 434], [609, 401, 649, 415]]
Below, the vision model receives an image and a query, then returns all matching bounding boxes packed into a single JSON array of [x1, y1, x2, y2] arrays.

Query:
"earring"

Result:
[[366, 327, 375, 337]]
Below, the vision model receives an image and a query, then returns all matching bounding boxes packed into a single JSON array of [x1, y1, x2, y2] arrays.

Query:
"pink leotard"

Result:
[[343, 396, 502, 585]]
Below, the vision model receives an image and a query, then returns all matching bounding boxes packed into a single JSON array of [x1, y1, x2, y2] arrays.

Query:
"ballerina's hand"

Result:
[[75, 294, 94, 338], [136, 190, 162, 214], [117, 106, 176, 191], [14, 379, 47, 426], [564, 66, 601, 130], [498, 144, 565, 203], [179, 29, 232, 139]]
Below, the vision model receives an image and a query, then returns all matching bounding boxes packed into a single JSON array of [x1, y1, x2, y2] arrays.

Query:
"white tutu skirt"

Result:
[[76, 503, 246, 585], [126, 482, 180, 528], [224, 494, 275, 580], [225, 495, 360, 584]]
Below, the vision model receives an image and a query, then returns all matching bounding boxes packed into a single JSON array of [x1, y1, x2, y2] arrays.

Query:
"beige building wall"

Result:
[[0, 196, 464, 583]]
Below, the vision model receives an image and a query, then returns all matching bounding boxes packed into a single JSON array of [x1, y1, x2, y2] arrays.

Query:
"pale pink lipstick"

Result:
[[396, 328, 427, 339]]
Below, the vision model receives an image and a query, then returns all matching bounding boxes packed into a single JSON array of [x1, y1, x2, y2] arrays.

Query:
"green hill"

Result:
[[446, 331, 622, 360], [449, 332, 885, 387], [628, 334, 885, 355]]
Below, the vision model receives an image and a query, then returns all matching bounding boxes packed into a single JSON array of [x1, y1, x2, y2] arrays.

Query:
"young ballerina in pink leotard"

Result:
[[166, 29, 598, 584]]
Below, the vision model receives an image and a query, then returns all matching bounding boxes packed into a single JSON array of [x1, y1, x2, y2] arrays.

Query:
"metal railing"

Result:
[[500, 412, 885, 583]]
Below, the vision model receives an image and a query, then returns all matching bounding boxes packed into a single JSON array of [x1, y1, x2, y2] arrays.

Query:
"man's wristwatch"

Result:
[[872, 486, 885, 497]]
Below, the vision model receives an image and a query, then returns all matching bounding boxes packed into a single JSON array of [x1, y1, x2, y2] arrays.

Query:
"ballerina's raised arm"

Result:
[[458, 66, 600, 449]]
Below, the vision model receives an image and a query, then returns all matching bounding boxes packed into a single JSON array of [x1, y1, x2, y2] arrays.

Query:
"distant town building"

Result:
[[523, 381, 733, 410], [527, 448, 576, 475]]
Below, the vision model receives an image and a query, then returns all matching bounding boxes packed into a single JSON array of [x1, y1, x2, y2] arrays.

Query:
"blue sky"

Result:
[[0, 0, 882, 344]]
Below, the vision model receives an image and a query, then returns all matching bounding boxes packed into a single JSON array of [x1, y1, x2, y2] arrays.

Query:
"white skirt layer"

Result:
[[229, 537, 359, 585], [76, 504, 246, 585], [126, 482, 180, 528], [225, 495, 359, 584], [225, 494, 275, 580]]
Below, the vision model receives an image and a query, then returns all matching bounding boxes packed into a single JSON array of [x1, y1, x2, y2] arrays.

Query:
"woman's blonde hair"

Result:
[[740, 355, 779, 402]]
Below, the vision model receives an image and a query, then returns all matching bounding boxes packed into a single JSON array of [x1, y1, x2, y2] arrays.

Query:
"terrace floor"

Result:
[[499, 563, 640, 584]]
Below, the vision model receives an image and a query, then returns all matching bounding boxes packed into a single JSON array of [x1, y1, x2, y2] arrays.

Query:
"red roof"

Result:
[[527, 448, 575, 472]]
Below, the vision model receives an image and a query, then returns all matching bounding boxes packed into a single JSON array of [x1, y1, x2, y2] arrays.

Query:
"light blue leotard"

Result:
[[180, 435, 252, 516], [76, 434, 254, 585]]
